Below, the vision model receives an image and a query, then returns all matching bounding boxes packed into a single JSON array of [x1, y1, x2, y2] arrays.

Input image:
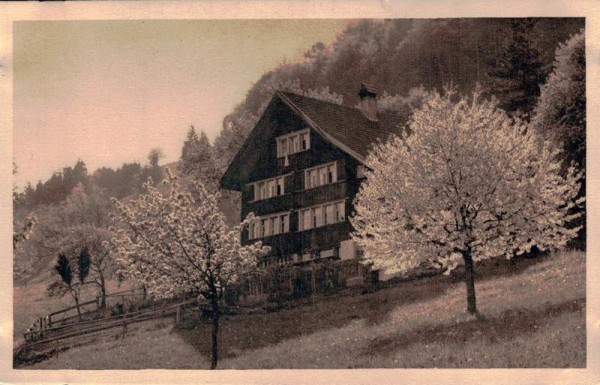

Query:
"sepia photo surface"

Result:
[[2, 1, 599, 384]]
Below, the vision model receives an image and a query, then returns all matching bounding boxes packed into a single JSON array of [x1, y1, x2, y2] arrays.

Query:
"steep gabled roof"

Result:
[[278, 91, 406, 161], [220, 91, 407, 191]]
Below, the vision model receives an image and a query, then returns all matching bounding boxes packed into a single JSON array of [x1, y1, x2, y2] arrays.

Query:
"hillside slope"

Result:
[[23, 251, 585, 369]]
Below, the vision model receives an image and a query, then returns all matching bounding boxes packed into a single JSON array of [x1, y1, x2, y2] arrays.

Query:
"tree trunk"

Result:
[[99, 275, 107, 309], [210, 298, 220, 370], [74, 295, 82, 322], [462, 251, 477, 314]]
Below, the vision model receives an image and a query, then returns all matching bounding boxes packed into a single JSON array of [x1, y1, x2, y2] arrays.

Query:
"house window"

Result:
[[269, 180, 276, 197], [298, 200, 346, 231], [305, 161, 338, 189], [327, 163, 337, 183], [276, 129, 310, 158], [325, 204, 334, 225], [249, 175, 289, 201], [300, 133, 309, 150], [249, 212, 291, 240], [259, 183, 267, 200], [302, 209, 311, 231], [282, 215, 289, 233], [315, 207, 323, 228], [319, 167, 328, 186], [252, 222, 261, 239], [337, 202, 345, 222], [310, 170, 318, 188]]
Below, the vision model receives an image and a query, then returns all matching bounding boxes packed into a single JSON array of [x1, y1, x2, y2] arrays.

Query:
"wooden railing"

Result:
[[23, 287, 147, 341], [21, 297, 201, 348]]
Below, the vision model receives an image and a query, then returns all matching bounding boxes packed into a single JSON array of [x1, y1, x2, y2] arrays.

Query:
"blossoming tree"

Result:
[[110, 170, 269, 369], [351, 89, 583, 315]]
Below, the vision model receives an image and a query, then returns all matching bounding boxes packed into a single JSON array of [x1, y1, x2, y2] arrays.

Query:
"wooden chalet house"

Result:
[[220, 85, 404, 268]]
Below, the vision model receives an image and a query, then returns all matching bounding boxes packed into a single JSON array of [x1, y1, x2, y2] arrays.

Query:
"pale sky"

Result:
[[13, 19, 349, 188]]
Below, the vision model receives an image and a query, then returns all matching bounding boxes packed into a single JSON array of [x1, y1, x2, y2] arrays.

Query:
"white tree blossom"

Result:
[[109, 168, 269, 368], [351, 88, 583, 314]]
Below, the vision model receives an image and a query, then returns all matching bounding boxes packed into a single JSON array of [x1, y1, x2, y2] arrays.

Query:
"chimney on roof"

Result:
[[358, 84, 378, 121]]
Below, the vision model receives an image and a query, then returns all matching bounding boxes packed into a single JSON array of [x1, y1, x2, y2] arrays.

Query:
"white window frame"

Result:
[[325, 204, 334, 225], [248, 211, 291, 240], [297, 200, 346, 232], [336, 201, 345, 222], [276, 129, 310, 158], [248, 173, 291, 202], [304, 161, 338, 190]]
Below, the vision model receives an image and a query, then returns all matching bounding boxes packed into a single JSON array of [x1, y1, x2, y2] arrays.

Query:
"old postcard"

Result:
[[1, 1, 598, 384]]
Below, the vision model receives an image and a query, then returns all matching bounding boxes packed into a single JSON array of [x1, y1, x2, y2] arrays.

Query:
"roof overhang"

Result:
[[220, 91, 369, 192], [276, 91, 367, 164]]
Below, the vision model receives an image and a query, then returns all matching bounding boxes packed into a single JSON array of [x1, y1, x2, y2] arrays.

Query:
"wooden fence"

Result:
[[15, 295, 206, 366], [23, 288, 149, 340], [21, 298, 200, 348]]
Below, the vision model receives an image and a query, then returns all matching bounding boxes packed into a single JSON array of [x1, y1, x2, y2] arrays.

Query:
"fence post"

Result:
[[175, 304, 181, 324], [311, 264, 317, 295], [56, 339, 59, 356], [48, 314, 52, 328]]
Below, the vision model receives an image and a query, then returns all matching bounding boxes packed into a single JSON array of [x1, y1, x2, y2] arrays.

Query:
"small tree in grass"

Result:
[[350, 88, 583, 315], [32, 184, 117, 310], [109, 169, 269, 369], [47, 250, 90, 321]]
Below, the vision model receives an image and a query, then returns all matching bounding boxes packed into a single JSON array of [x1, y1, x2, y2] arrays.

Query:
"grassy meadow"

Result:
[[16, 251, 585, 369]]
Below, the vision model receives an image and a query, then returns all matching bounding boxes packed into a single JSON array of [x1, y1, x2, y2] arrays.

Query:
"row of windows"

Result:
[[276, 129, 310, 158], [252, 175, 287, 201], [249, 162, 338, 202], [248, 200, 346, 240], [305, 162, 337, 189], [298, 201, 346, 231], [248, 212, 291, 240]]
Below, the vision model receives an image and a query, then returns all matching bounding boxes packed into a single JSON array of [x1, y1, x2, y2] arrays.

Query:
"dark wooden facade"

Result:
[[239, 101, 362, 265], [220, 89, 404, 267]]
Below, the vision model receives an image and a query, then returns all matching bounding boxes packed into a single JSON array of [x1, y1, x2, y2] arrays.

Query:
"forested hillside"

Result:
[[212, 18, 584, 171]]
